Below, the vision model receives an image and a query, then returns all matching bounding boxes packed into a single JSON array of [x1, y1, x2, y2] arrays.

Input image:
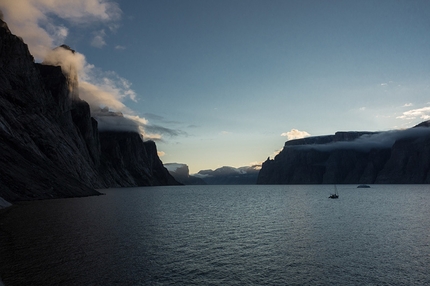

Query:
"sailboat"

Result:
[[329, 185, 339, 199]]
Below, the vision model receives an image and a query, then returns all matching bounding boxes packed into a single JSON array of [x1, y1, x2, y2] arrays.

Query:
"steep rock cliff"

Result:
[[257, 124, 430, 184], [0, 19, 178, 202], [0, 19, 102, 201], [99, 131, 179, 187]]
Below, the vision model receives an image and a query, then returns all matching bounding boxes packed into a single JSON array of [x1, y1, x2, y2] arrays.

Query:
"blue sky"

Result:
[[2, 0, 430, 173]]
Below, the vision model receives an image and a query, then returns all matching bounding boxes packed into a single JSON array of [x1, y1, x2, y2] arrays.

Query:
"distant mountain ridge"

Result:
[[164, 163, 207, 185], [0, 19, 178, 202], [164, 163, 261, 185], [195, 166, 260, 185], [257, 123, 430, 184]]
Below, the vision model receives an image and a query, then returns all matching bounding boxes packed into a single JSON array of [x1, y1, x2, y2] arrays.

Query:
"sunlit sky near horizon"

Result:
[[2, 0, 430, 173]]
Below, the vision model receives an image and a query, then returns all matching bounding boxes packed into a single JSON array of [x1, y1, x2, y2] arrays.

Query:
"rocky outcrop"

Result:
[[0, 19, 178, 202], [257, 124, 430, 184]]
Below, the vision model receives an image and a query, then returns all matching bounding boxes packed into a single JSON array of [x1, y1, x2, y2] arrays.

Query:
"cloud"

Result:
[[296, 127, 430, 152], [0, 0, 121, 60], [141, 113, 182, 125], [397, 106, 430, 120], [248, 162, 262, 170], [144, 124, 186, 138], [281, 129, 311, 141], [79, 65, 137, 111], [41, 46, 136, 113], [157, 151, 165, 157], [403, 103, 413, 107], [91, 29, 106, 48], [115, 45, 126, 50], [92, 109, 183, 141]]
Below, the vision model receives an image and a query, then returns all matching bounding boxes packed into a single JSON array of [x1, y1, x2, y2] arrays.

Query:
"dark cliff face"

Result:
[[0, 19, 179, 202], [0, 19, 102, 201], [257, 125, 430, 184], [99, 131, 180, 187]]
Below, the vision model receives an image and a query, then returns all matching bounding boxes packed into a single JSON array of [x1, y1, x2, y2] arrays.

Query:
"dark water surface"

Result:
[[1, 185, 429, 285]]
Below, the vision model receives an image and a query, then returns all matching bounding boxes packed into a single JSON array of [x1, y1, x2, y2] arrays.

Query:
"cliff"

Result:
[[99, 132, 179, 186], [0, 19, 178, 202], [164, 163, 207, 185], [257, 124, 430, 184]]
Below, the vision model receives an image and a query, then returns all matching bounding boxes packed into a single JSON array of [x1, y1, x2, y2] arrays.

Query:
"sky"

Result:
[[1, 0, 430, 173]]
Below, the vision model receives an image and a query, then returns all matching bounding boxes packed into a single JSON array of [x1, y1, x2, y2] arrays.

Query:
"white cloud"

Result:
[[91, 29, 106, 48], [403, 103, 413, 107], [397, 106, 430, 120], [42, 46, 136, 113], [115, 45, 126, 50], [248, 161, 262, 170], [0, 0, 121, 60], [281, 129, 311, 141]]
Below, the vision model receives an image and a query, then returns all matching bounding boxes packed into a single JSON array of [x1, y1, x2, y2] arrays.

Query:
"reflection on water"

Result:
[[0, 185, 429, 285]]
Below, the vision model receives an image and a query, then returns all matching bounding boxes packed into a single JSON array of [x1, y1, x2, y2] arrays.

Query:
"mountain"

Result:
[[194, 165, 261, 185], [0, 19, 178, 203], [164, 163, 206, 185], [257, 123, 430, 184], [164, 163, 261, 185]]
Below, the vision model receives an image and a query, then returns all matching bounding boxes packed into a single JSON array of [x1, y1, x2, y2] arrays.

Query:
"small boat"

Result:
[[329, 185, 339, 199], [357, 184, 370, 188]]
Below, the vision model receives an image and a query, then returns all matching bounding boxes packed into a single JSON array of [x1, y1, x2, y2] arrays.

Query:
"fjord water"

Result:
[[0, 185, 429, 285]]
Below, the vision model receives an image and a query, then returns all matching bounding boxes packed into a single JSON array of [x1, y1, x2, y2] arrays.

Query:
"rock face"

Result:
[[0, 19, 178, 202], [257, 125, 430, 184], [99, 132, 179, 186]]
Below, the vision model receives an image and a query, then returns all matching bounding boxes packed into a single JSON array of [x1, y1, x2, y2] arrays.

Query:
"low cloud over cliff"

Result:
[[0, 1, 183, 143], [295, 127, 430, 152]]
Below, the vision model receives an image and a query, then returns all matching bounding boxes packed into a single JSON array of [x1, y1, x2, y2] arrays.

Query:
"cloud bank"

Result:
[[93, 108, 182, 141], [397, 106, 430, 120], [296, 127, 430, 152]]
